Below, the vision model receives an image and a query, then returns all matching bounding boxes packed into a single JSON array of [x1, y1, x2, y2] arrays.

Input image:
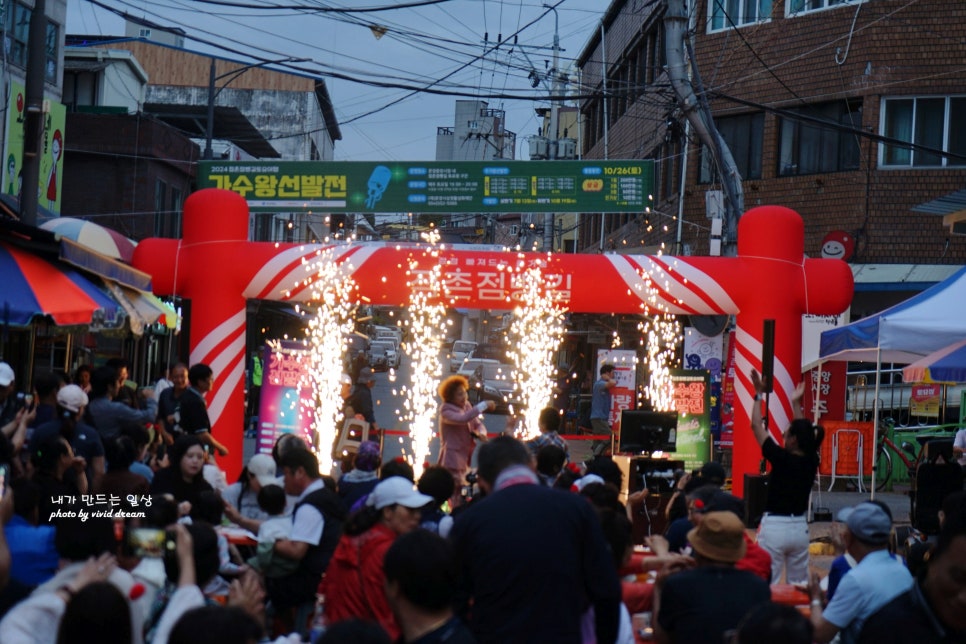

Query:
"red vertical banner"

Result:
[[803, 362, 847, 424], [719, 331, 737, 447]]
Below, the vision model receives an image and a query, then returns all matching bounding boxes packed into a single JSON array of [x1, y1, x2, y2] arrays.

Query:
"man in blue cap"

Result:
[[809, 502, 913, 644]]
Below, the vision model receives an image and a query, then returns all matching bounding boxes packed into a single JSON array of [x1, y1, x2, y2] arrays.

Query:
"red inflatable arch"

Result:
[[134, 189, 853, 495]]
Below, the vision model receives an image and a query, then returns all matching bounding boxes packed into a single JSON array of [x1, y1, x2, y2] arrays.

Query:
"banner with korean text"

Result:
[[671, 369, 712, 470], [198, 159, 654, 214], [256, 342, 315, 453]]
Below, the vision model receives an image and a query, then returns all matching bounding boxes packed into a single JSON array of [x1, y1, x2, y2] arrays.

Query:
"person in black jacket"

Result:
[[149, 435, 213, 519], [449, 435, 621, 644]]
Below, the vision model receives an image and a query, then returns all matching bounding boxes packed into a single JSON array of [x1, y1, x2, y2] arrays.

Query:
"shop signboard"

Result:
[[910, 383, 942, 418]]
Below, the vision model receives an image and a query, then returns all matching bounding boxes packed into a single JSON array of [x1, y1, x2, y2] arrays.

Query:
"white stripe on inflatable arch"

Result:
[[208, 350, 246, 423], [733, 325, 795, 437], [192, 310, 246, 366], [243, 245, 332, 300], [603, 255, 691, 313], [662, 258, 738, 312]]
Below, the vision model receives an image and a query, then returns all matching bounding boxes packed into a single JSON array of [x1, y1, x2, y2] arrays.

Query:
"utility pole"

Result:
[[543, 3, 561, 252], [665, 0, 743, 256], [21, 0, 47, 226]]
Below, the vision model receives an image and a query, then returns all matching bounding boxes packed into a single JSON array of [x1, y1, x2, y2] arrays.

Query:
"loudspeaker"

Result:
[[761, 319, 775, 393], [744, 473, 769, 528]]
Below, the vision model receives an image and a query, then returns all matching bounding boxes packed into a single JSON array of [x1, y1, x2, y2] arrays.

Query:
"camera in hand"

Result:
[[124, 527, 176, 560]]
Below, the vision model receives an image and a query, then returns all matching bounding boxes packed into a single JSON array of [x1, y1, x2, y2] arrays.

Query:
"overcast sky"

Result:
[[66, 0, 606, 162]]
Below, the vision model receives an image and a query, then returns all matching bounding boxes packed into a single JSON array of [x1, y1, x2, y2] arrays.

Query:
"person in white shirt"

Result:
[[953, 427, 966, 468]]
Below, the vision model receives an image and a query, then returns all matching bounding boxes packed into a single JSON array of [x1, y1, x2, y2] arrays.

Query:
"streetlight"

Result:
[[204, 57, 308, 160]]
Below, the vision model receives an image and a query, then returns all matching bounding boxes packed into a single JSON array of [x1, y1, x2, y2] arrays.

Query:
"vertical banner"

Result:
[[2, 80, 66, 213], [256, 342, 315, 454], [803, 362, 847, 424], [671, 369, 711, 470], [684, 327, 724, 442], [719, 331, 737, 447], [596, 349, 637, 426], [39, 100, 66, 213], [4, 80, 25, 199]]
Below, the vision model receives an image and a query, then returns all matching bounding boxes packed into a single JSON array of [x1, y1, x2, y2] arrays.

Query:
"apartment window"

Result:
[[709, 0, 773, 31], [699, 113, 764, 183], [778, 101, 861, 176], [4, 2, 30, 68], [139, 28, 151, 38], [3, 3, 58, 82], [787, 0, 861, 16], [882, 96, 966, 167]]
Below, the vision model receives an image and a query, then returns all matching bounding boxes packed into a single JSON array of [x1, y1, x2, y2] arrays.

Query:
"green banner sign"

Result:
[[671, 369, 712, 471], [198, 160, 653, 214]]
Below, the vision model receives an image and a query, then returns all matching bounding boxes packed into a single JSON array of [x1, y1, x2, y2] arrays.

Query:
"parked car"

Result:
[[449, 340, 478, 372], [368, 340, 399, 371], [456, 357, 500, 380], [467, 362, 519, 413]]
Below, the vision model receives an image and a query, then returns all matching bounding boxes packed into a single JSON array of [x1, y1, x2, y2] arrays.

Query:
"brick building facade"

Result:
[[577, 0, 966, 267]]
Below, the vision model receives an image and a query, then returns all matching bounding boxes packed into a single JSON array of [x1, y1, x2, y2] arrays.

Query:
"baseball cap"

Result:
[[341, 372, 354, 386], [357, 367, 375, 384], [0, 362, 14, 387], [354, 440, 381, 472], [837, 502, 892, 545], [247, 453, 278, 487], [366, 476, 433, 510], [687, 511, 747, 563], [56, 384, 89, 413]]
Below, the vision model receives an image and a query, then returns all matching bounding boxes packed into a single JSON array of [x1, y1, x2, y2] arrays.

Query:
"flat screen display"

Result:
[[618, 410, 678, 455]]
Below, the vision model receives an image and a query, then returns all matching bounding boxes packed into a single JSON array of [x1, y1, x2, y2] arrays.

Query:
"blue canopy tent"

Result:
[[819, 266, 966, 495]]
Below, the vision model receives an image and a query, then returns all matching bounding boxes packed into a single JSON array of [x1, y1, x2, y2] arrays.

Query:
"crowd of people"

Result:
[[0, 357, 965, 644]]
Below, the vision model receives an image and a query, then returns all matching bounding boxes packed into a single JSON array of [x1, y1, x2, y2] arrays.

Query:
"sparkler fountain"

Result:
[[398, 230, 448, 469], [300, 246, 358, 474], [507, 262, 567, 438]]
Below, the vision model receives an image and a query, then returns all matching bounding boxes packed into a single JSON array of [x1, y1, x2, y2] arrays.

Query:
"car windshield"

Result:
[[453, 341, 476, 353], [480, 364, 510, 380]]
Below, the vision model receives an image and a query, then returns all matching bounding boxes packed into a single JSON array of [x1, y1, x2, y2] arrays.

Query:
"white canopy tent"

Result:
[[818, 266, 966, 495]]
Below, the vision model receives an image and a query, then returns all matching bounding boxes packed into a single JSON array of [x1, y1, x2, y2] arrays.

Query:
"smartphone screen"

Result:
[[0, 464, 7, 498], [126, 528, 173, 558]]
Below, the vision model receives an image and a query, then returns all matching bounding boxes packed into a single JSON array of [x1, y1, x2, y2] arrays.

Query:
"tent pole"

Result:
[[870, 347, 882, 500]]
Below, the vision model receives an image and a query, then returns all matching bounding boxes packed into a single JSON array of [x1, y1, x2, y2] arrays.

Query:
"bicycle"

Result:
[[872, 417, 919, 492]]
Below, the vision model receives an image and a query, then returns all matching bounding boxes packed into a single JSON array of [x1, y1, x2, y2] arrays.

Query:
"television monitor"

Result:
[[618, 410, 678, 455]]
